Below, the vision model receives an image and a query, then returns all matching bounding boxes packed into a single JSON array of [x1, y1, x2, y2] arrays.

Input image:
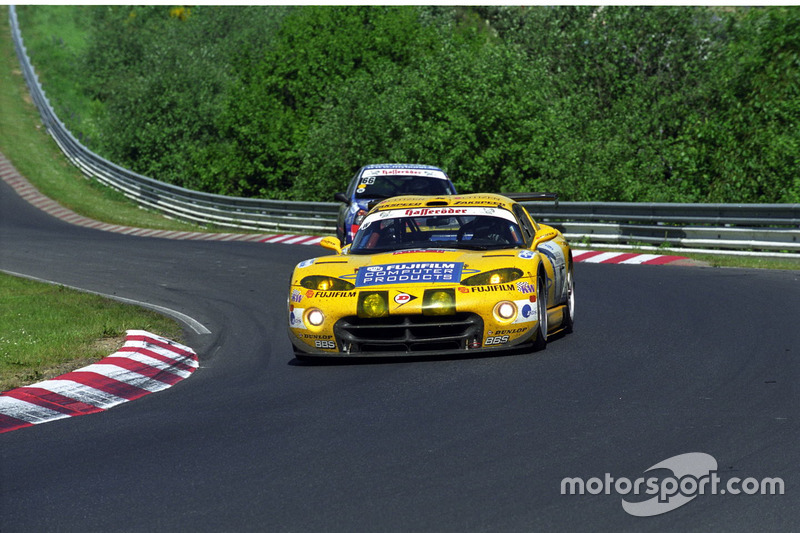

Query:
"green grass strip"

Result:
[[0, 272, 183, 392]]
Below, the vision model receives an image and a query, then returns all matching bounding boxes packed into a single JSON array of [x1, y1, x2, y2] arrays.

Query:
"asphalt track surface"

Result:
[[1, 176, 799, 532]]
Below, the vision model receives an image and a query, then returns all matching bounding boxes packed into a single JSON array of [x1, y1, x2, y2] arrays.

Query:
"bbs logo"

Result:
[[315, 340, 336, 349], [484, 335, 510, 345]]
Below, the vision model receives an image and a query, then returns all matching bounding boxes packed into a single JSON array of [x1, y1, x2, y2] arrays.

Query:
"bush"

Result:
[[16, 5, 800, 203]]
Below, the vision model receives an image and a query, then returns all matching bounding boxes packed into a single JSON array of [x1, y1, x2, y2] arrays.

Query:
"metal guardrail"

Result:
[[521, 202, 800, 253], [8, 6, 338, 234], [9, 6, 800, 256]]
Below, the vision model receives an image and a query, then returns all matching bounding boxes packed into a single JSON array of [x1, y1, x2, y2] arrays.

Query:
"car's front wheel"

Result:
[[532, 271, 548, 351], [563, 264, 575, 334]]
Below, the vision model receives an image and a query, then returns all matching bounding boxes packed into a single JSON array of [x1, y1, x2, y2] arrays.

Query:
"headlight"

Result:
[[493, 301, 517, 321], [306, 308, 325, 326], [423, 289, 456, 316], [300, 275, 355, 291], [460, 268, 523, 286], [358, 291, 388, 318]]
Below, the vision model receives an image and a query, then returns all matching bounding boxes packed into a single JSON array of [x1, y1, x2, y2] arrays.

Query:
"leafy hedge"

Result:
[[16, 5, 800, 202]]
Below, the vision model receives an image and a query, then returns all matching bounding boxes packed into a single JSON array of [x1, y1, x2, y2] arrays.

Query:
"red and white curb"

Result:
[[572, 249, 688, 265], [0, 330, 198, 434], [1, 152, 688, 262]]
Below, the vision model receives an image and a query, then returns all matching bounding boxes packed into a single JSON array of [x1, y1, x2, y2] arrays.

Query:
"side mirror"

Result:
[[334, 192, 348, 203], [319, 236, 342, 254], [532, 230, 557, 250]]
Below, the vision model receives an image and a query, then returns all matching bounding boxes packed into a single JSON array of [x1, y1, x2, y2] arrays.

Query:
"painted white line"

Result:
[[79, 293, 211, 336]]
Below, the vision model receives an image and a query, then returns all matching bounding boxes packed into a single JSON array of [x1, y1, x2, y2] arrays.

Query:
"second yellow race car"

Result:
[[287, 193, 574, 359]]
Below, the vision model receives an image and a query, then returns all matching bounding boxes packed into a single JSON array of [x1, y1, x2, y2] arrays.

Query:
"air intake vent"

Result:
[[425, 200, 449, 206]]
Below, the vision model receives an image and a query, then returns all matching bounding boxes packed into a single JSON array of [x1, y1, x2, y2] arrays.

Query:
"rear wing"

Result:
[[504, 192, 559, 207]]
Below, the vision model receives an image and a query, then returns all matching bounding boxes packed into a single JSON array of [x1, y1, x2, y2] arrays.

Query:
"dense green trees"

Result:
[[16, 5, 800, 202]]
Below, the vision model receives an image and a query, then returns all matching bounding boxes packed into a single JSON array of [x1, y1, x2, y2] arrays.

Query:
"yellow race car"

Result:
[[287, 193, 574, 359]]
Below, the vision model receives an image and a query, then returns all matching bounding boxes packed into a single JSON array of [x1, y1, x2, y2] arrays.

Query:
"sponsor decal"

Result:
[[470, 283, 515, 292], [537, 240, 561, 261], [394, 292, 418, 306], [306, 291, 357, 298], [453, 199, 502, 206], [360, 207, 517, 226], [514, 301, 538, 323], [289, 308, 307, 329], [393, 249, 447, 255], [362, 168, 447, 179], [518, 250, 535, 260], [458, 287, 470, 294], [290, 289, 303, 303], [516, 281, 535, 294], [484, 335, 510, 345], [314, 340, 336, 349], [297, 258, 316, 268], [404, 208, 468, 217], [488, 328, 527, 335], [299, 334, 333, 340], [356, 262, 463, 287]]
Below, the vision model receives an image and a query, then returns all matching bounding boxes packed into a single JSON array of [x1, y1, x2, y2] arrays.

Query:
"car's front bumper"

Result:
[[288, 313, 539, 359]]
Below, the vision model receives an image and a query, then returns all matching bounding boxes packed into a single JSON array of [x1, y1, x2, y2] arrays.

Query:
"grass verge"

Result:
[[0, 272, 184, 392], [679, 252, 800, 271], [0, 12, 212, 232]]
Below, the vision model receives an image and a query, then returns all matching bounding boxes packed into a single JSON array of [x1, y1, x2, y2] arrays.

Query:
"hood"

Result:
[[294, 248, 534, 289]]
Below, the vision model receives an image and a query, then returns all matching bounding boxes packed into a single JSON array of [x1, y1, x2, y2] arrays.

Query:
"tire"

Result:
[[532, 270, 548, 351], [563, 265, 575, 334]]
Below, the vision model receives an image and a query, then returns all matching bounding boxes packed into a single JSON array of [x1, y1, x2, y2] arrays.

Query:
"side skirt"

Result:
[[546, 304, 569, 336]]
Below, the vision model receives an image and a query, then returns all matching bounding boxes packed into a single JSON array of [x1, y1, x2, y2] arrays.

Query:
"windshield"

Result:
[[354, 174, 453, 199], [350, 207, 524, 254]]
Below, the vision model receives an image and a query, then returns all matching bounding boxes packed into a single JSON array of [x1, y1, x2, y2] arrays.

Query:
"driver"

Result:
[[460, 217, 515, 244]]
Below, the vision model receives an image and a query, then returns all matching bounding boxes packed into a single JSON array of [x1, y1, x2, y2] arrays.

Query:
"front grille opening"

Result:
[[334, 313, 483, 354]]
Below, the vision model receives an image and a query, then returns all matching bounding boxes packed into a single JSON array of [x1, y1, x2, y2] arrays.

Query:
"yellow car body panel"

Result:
[[287, 193, 573, 358]]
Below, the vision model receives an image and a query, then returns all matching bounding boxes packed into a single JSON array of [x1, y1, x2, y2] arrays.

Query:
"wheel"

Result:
[[532, 270, 548, 351], [563, 265, 575, 334]]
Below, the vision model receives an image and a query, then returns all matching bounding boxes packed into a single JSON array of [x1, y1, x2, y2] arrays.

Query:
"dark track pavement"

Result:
[[2, 177, 799, 532]]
